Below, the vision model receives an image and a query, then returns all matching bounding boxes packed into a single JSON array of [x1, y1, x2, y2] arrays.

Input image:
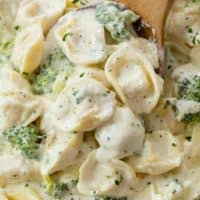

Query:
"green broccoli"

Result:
[[31, 48, 74, 94], [169, 101, 200, 126], [50, 182, 69, 199], [181, 112, 200, 125], [3, 125, 45, 159], [173, 75, 200, 126], [177, 75, 200, 102], [47, 179, 78, 200], [96, 3, 139, 42]]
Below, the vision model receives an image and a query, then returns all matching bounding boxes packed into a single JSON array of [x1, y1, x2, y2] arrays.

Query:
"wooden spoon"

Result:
[[116, 0, 174, 48]]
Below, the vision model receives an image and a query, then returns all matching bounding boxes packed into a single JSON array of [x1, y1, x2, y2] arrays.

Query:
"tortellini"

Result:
[[127, 38, 159, 69], [0, 91, 43, 133], [69, 66, 111, 89], [0, 155, 40, 185], [166, 0, 200, 54], [105, 40, 164, 114], [2, 0, 200, 199], [6, 187, 42, 200], [41, 132, 83, 175], [41, 77, 116, 133], [78, 150, 137, 196], [178, 168, 200, 200], [12, 23, 44, 74], [0, 68, 32, 93], [144, 99, 184, 134], [95, 106, 145, 160], [55, 9, 107, 65], [0, 0, 22, 28], [15, 0, 66, 33], [127, 130, 183, 175]]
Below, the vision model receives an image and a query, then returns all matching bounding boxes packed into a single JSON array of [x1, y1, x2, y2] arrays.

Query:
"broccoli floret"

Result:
[[51, 182, 69, 199], [94, 196, 127, 200], [47, 179, 78, 200], [31, 48, 74, 94], [169, 101, 200, 126], [178, 75, 200, 102], [181, 112, 200, 125], [96, 3, 138, 42], [3, 125, 45, 159], [173, 75, 200, 126]]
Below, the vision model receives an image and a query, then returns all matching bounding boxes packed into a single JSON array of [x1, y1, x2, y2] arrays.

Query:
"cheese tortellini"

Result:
[[0, 91, 43, 133], [41, 77, 116, 134], [78, 150, 137, 196], [95, 106, 145, 160], [15, 0, 66, 33], [6, 187, 42, 200], [105, 40, 164, 114], [12, 23, 44, 74], [166, 0, 200, 55], [69, 66, 111, 89], [41, 132, 83, 175], [55, 9, 107, 65], [1, 0, 200, 199], [127, 130, 183, 175], [0, 155, 40, 186], [0, 68, 32, 93]]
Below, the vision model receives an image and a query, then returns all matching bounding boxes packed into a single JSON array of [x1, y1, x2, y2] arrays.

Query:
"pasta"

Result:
[[0, 0, 200, 199], [41, 132, 83, 175], [95, 106, 145, 160], [0, 91, 43, 133], [55, 9, 107, 65], [77, 150, 137, 196], [11, 23, 44, 74], [105, 40, 163, 114], [40, 77, 116, 134], [0, 155, 40, 186], [127, 130, 183, 175], [15, 0, 66, 33]]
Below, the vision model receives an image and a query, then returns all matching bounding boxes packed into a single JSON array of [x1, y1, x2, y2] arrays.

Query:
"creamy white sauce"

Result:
[[0, 0, 200, 199]]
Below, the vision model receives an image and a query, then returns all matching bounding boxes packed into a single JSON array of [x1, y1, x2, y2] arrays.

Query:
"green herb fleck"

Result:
[[62, 32, 73, 41]]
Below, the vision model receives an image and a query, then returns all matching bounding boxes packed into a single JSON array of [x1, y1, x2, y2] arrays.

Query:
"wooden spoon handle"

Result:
[[116, 0, 174, 47]]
